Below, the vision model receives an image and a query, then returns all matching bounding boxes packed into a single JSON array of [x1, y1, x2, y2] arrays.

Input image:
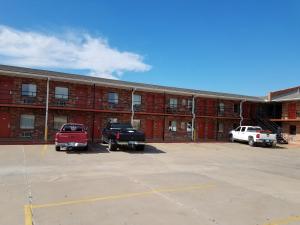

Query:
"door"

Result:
[[145, 119, 154, 139], [0, 113, 10, 137], [198, 119, 205, 139], [207, 120, 215, 139], [93, 116, 102, 140], [288, 103, 297, 119], [155, 120, 164, 139], [239, 127, 247, 141], [0, 79, 13, 104], [146, 95, 155, 112], [197, 99, 206, 116]]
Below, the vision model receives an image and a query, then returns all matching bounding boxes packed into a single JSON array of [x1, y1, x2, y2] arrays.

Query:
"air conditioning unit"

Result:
[[56, 100, 66, 106], [23, 98, 35, 104], [21, 131, 33, 138]]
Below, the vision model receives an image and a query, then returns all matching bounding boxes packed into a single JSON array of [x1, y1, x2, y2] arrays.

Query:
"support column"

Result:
[[240, 100, 246, 126], [44, 77, 50, 142], [191, 95, 196, 141], [131, 88, 136, 125]]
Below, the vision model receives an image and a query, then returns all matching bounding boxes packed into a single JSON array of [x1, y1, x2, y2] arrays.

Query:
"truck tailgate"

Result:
[[119, 131, 145, 142], [56, 132, 88, 143]]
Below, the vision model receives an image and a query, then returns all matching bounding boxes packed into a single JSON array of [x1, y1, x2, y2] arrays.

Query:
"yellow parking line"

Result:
[[24, 205, 32, 225], [262, 215, 300, 225], [32, 183, 215, 209]]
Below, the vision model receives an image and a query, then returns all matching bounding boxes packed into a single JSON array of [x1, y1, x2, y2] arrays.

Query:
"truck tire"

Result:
[[55, 146, 60, 151], [248, 137, 255, 147], [108, 140, 117, 151], [229, 134, 235, 142]]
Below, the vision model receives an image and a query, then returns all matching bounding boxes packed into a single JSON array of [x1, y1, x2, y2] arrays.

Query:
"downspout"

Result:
[[131, 88, 136, 125], [44, 77, 50, 142], [91, 84, 96, 143], [240, 99, 246, 126], [191, 96, 196, 141]]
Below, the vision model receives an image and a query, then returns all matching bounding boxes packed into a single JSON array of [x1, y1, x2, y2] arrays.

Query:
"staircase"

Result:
[[254, 117, 288, 144]]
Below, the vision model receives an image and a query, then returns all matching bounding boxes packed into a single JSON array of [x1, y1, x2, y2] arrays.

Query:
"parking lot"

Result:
[[1, 143, 300, 225]]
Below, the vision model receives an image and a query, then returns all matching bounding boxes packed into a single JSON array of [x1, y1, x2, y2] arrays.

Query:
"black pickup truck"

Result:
[[101, 122, 146, 151]]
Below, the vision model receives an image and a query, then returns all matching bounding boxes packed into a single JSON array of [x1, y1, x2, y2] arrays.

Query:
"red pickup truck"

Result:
[[55, 124, 88, 151]]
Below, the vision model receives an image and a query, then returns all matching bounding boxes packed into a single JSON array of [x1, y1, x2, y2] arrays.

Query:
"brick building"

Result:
[[0, 65, 298, 144]]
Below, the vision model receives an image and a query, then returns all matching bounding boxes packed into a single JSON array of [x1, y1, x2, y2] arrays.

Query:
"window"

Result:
[[234, 103, 240, 114], [241, 127, 246, 132], [55, 87, 68, 100], [235, 126, 241, 131], [133, 94, 142, 106], [188, 99, 193, 111], [169, 121, 177, 132], [22, 84, 37, 97], [108, 118, 118, 123], [170, 98, 177, 108], [20, 115, 35, 129], [218, 123, 224, 133], [289, 125, 297, 135], [219, 102, 225, 115], [187, 122, 192, 132], [108, 93, 118, 104], [54, 116, 67, 130], [132, 119, 141, 130], [182, 99, 186, 106]]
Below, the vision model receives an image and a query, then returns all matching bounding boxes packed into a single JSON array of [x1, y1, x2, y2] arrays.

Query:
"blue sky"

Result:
[[0, 0, 299, 96]]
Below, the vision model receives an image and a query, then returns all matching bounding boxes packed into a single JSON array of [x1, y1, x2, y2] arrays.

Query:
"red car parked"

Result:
[[55, 123, 88, 151]]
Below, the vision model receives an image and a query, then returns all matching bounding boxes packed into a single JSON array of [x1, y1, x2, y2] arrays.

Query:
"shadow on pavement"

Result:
[[122, 145, 166, 154], [65, 143, 110, 154]]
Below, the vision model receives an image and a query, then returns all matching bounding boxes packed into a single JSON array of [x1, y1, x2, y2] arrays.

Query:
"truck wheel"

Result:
[[229, 134, 235, 142], [248, 138, 255, 147], [55, 146, 60, 151], [108, 140, 117, 151]]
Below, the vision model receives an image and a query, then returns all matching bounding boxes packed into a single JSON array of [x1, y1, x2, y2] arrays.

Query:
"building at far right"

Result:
[[268, 86, 300, 143]]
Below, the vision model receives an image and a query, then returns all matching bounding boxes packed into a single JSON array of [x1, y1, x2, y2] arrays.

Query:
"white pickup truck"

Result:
[[229, 126, 277, 147]]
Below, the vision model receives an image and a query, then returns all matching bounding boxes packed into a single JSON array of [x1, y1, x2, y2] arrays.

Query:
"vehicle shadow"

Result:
[[65, 143, 110, 154], [122, 145, 166, 154]]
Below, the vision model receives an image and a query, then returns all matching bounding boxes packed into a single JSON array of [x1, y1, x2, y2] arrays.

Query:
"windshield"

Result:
[[110, 123, 134, 130], [62, 124, 84, 132]]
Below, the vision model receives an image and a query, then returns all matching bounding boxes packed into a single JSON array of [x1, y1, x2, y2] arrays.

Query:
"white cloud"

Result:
[[0, 25, 151, 79]]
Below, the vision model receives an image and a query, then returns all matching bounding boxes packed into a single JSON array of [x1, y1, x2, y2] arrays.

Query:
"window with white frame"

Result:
[[218, 122, 224, 133], [169, 121, 177, 132], [54, 115, 68, 130], [55, 87, 68, 100], [188, 99, 193, 110], [108, 93, 118, 104], [182, 99, 186, 106], [108, 118, 118, 123], [132, 119, 141, 130], [187, 121, 193, 132], [21, 84, 37, 97], [133, 94, 141, 106], [234, 103, 240, 114], [170, 98, 178, 108], [20, 114, 35, 129], [219, 102, 225, 115]]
